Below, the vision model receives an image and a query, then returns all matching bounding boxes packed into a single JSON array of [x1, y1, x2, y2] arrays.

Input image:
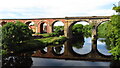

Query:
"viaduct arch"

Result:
[[52, 20, 65, 32], [0, 16, 111, 38]]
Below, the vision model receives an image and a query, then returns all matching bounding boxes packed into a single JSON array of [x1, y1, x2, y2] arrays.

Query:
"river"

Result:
[[2, 37, 119, 68], [31, 37, 112, 67]]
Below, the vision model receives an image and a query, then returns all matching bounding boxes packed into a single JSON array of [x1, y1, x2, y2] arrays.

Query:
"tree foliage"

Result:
[[97, 15, 120, 60], [2, 21, 33, 51], [72, 24, 83, 36], [83, 25, 92, 37], [113, 6, 120, 12], [107, 15, 120, 60], [93, 5, 120, 60], [98, 22, 109, 38], [53, 26, 64, 35]]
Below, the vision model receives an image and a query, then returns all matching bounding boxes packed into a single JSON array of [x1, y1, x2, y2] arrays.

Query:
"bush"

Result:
[[2, 21, 33, 53]]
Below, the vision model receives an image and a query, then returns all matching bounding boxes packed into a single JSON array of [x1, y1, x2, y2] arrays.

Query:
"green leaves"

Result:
[[83, 25, 92, 37], [2, 21, 33, 52], [106, 15, 120, 60], [98, 21, 111, 38], [53, 26, 64, 35], [72, 24, 83, 36], [113, 6, 120, 12]]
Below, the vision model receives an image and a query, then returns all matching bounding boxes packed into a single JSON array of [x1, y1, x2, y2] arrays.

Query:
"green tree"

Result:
[[113, 6, 120, 12], [72, 24, 83, 36], [83, 25, 92, 37], [108, 15, 120, 60], [98, 22, 109, 38], [2, 21, 33, 52], [104, 5, 120, 60], [53, 26, 64, 35]]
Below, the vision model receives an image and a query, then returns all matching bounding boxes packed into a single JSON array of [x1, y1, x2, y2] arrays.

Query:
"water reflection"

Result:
[[2, 56, 120, 67], [2, 56, 33, 68], [97, 38, 111, 55], [1, 36, 120, 67], [43, 47, 47, 52], [71, 36, 111, 55], [32, 57, 110, 66], [53, 45, 64, 54], [32, 57, 120, 67], [72, 37, 92, 54], [1, 35, 117, 67], [50, 36, 111, 55]]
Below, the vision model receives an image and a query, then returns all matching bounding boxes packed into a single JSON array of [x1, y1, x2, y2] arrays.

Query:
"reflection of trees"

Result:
[[71, 24, 92, 49], [105, 38, 112, 50], [110, 60, 120, 68], [2, 56, 33, 68], [71, 35, 85, 49], [54, 45, 63, 54], [98, 38, 111, 50], [72, 41, 84, 49]]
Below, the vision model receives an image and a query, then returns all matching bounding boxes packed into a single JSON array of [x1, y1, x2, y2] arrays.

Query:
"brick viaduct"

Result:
[[0, 16, 112, 61], [0, 16, 111, 38]]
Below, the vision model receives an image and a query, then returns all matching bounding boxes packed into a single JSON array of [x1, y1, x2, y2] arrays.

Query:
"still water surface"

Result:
[[32, 37, 111, 66]]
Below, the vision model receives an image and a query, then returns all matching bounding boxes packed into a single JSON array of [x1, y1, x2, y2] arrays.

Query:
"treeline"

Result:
[[53, 24, 92, 38]]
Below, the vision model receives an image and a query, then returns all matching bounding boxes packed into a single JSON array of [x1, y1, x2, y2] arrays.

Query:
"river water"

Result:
[[3, 37, 119, 68], [31, 37, 112, 67]]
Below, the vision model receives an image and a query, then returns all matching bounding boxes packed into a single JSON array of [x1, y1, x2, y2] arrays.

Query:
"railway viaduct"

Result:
[[0, 16, 111, 38]]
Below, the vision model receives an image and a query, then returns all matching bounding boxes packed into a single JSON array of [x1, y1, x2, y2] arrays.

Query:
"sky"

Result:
[[0, 0, 119, 19]]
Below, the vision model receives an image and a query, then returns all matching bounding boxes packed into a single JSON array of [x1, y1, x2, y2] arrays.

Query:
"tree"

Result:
[[2, 21, 33, 52], [105, 5, 120, 60], [83, 25, 92, 37], [72, 24, 83, 36], [53, 26, 64, 35], [113, 6, 120, 12], [97, 22, 109, 38], [108, 15, 120, 60]]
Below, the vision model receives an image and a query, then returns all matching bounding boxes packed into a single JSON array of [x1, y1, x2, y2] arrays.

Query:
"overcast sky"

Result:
[[0, 0, 119, 19]]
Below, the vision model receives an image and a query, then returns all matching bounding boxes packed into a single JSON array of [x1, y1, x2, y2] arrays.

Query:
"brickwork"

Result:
[[0, 16, 111, 38]]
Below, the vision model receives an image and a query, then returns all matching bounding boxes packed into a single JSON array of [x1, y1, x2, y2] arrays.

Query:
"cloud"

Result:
[[0, 0, 119, 18]]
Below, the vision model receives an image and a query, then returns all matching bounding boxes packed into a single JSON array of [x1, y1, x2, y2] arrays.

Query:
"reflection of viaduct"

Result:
[[0, 16, 112, 61]]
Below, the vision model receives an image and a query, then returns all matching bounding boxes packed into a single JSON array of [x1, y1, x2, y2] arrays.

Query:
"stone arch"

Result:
[[0, 21, 7, 26], [96, 20, 111, 56], [51, 20, 64, 32], [67, 20, 89, 38], [38, 21, 49, 33], [75, 21, 89, 25], [25, 21, 35, 26], [25, 21, 36, 33], [96, 20, 110, 28]]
